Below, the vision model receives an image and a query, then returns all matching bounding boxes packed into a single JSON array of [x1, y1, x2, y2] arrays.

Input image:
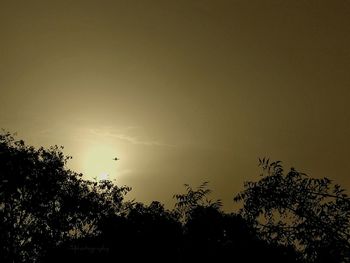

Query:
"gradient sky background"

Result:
[[1, 0, 349, 210]]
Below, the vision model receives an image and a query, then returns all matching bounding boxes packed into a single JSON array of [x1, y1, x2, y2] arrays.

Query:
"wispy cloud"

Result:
[[34, 125, 175, 148], [89, 128, 175, 147]]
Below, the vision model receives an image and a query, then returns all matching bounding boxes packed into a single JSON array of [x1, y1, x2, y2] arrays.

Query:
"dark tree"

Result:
[[174, 182, 298, 263], [174, 182, 224, 262], [0, 131, 130, 262], [123, 201, 182, 262], [234, 158, 350, 262], [5, 131, 346, 263]]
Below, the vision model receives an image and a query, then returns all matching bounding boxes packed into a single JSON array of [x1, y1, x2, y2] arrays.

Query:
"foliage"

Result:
[[173, 182, 222, 223], [234, 158, 350, 262], [0, 131, 130, 262], [1, 131, 349, 263]]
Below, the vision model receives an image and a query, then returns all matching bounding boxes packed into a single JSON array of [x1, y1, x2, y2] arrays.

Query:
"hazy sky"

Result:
[[1, 0, 350, 210]]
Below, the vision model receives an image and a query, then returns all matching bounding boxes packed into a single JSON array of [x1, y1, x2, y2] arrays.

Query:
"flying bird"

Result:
[[113, 157, 120, 161]]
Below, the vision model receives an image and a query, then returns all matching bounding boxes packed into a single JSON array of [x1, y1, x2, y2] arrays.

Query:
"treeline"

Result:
[[0, 132, 349, 263]]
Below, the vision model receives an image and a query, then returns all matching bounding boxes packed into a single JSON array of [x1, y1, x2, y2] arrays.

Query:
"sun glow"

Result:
[[98, 173, 109, 181], [80, 143, 121, 181]]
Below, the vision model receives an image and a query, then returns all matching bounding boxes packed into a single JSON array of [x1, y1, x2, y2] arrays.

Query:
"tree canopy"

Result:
[[0, 131, 130, 262], [1, 132, 349, 262], [234, 158, 350, 262]]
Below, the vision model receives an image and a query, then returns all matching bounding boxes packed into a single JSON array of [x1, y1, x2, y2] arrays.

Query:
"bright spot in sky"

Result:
[[80, 143, 121, 180], [98, 173, 109, 181]]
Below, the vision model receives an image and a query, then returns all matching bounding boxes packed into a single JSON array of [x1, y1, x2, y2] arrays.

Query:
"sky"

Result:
[[1, 0, 350, 210]]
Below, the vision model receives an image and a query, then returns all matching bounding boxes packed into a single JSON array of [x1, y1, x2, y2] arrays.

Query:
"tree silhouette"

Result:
[[0, 131, 130, 262], [173, 182, 222, 222], [174, 182, 298, 263], [0, 132, 82, 262], [1, 131, 349, 262], [234, 158, 350, 262]]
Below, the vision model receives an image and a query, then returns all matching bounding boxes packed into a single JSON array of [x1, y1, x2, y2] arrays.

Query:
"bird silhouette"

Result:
[[113, 157, 119, 161]]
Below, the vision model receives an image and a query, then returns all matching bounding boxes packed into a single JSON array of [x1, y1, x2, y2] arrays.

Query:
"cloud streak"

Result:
[[89, 128, 175, 148]]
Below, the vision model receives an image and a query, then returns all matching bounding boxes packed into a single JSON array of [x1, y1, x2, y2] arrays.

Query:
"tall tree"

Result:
[[234, 158, 350, 262], [0, 131, 130, 262]]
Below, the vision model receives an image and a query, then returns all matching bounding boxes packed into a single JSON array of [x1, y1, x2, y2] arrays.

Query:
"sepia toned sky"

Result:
[[1, 0, 349, 210]]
